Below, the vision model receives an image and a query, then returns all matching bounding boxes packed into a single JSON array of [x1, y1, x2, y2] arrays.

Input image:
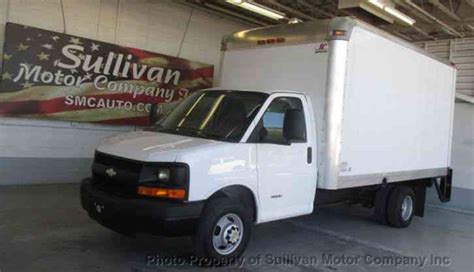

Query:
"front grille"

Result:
[[94, 152, 143, 173], [92, 152, 143, 197]]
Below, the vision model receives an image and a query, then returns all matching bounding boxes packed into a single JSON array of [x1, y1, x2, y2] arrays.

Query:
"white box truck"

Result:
[[81, 17, 456, 260]]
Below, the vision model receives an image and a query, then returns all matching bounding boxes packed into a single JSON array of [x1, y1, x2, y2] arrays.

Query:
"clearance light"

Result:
[[256, 37, 286, 45], [367, 0, 416, 25], [137, 186, 186, 199], [225, 0, 286, 20], [332, 30, 347, 37]]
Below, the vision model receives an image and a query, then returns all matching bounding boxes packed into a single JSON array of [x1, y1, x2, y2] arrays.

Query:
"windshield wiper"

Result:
[[196, 130, 224, 139]]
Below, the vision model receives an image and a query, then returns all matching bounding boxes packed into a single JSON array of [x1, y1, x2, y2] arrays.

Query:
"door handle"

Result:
[[307, 147, 312, 164]]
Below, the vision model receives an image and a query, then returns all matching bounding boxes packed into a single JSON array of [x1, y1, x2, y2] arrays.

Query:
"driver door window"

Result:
[[249, 97, 306, 144]]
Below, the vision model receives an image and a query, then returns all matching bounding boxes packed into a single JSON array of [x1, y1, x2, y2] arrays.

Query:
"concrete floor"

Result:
[[0, 184, 473, 272]]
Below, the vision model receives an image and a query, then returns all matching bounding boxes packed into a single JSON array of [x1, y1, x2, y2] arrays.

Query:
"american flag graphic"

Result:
[[0, 23, 214, 125]]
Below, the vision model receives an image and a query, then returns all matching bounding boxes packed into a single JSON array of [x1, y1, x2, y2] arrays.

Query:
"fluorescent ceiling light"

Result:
[[225, 0, 286, 20], [368, 0, 416, 25], [368, 0, 384, 9]]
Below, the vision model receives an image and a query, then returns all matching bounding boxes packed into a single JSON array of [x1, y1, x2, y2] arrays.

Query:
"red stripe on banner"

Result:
[[126, 47, 156, 60], [98, 116, 149, 126], [190, 67, 214, 80]]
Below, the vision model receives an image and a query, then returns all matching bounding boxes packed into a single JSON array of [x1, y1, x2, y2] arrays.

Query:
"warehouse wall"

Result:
[[0, 0, 251, 185], [417, 38, 474, 211]]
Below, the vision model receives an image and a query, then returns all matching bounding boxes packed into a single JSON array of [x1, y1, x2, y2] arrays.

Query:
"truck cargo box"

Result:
[[219, 17, 456, 190]]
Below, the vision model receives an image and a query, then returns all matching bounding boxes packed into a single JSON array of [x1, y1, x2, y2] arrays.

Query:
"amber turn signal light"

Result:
[[331, 30, 347, 37], [137, 186, 186, 199]]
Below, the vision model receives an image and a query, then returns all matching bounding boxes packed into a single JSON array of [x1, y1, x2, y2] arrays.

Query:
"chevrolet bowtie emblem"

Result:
[[105, 168, 117, 177]]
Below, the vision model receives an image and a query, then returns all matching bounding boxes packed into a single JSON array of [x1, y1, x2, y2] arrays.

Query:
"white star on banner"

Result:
[[91, 43, 100, 51], [53, 59, 61, 67], [84, 73, 92, 80], [3, 53, 12, 60], [17, 43, 29, 51], [2, 72, 12, 80], [42, 44, 53, 50], [71, 69, 78, 74], [70, 37, 82, 45], [78, 53, 85, 60], [37, 52, 50, 61], [21, 81, 34, 89], [51, 35, 60, 41]]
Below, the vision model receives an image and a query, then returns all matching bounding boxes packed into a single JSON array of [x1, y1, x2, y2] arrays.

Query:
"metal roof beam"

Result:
[[412, 25, 438, 40], [392, 31, 414, 41], [456, 93, 474, 104], [404, 0, 463, 37], [428, 0, 461, 21], [297, 0, 335, 18], [262, 0, 317, 21]]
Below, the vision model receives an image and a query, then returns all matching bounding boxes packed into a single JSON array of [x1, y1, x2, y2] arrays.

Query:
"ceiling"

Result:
[[184, 0, 474, 42]]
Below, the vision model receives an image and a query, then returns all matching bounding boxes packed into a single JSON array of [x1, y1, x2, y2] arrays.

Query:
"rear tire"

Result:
[[193, 197, 252, 264], [387, 186, 415, 228]]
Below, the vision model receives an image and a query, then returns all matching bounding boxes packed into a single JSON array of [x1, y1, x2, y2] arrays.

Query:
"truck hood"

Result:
[[96, 131, 218, 162]]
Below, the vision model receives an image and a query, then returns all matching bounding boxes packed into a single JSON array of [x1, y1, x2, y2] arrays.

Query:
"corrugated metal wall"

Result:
[[417, 38, 474, 97], [418, 38, 474, 211]]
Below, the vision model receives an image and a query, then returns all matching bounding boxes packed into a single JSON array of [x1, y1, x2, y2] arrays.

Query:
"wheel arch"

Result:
[[205, 185, 259, 223]]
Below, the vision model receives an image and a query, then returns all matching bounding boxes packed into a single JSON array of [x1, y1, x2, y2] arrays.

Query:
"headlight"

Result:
[[139, 164, 188, 187], [157, 168, 170, 182], [138, 163, 189, 200]]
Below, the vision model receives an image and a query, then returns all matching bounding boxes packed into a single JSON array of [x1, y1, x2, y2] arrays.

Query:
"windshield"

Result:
[[149, 90, 268, 142]]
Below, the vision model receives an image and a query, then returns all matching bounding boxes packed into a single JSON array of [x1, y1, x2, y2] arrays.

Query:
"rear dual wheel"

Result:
[[387, 186, 415, 228]]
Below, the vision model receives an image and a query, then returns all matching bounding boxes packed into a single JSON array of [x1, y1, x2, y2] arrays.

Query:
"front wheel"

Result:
[[193, 197, 252, 262]]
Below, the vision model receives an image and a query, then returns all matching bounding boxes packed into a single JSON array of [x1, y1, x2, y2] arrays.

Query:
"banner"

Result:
[[0, 23, 214, 125]]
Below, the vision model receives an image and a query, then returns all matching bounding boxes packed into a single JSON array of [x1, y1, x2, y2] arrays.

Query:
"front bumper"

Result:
[[80, 178, 204, 236]]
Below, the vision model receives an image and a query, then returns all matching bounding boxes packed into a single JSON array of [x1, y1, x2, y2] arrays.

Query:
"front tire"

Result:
[[193, 197, 252, 262], [387, 186, 415, 228]]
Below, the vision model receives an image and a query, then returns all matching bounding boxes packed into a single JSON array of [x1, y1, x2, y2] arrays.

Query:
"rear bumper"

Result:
[[80, 178, 204, 236]]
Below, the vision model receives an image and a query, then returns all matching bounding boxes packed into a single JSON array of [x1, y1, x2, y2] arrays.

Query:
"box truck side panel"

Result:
[[337, 26, 456, 188]]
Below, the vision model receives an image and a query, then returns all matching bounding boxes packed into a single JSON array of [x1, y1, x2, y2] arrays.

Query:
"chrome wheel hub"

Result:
[[212, 213, 243, 255], [400, 195, 413, 221]]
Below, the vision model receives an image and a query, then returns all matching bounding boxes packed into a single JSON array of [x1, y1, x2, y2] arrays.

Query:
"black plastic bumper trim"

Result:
[[80, 178, 204, 236]]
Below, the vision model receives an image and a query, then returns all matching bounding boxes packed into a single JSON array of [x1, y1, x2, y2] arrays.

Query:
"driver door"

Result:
[[247, 94, 317, 223]]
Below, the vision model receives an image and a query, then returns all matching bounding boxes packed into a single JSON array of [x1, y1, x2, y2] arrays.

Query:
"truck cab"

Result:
[[81, 89, 319, 258]]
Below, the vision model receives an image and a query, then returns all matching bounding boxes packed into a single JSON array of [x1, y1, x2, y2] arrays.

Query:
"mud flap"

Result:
[[434, 168, 452, 203], [413, 185, 426, 217]]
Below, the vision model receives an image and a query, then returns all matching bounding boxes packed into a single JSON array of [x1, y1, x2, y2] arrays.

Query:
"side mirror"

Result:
[[258, 127, 268, 141], [283, 109, 306, 142], [149, 103, 160, 125]]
